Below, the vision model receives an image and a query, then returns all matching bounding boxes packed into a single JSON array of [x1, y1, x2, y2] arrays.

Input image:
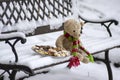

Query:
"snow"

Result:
[[49, 18, 63, 30], [0, 0, 74, 34], [15, 20, 37, 34], [0, 0, 120, 80], [82, 37, 120, 53], [23, 63, 120, 80], [0, 32, 26, 40]]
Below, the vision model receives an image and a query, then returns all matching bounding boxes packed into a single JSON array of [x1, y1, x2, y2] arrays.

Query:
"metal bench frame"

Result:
[[0, 0, 119, 80]]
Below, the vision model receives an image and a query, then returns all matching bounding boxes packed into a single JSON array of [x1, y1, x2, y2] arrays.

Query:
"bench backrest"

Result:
[[0, 0, 73, 35]]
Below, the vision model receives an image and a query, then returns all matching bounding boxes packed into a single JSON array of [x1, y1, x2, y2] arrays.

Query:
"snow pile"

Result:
[[49, 18, 63, 30], [15, 20, 37, 34], [23, 63, 120, 80], [49, 16, 80, 30], [0, 32, 26, 40], [22, 57, 54, 69]]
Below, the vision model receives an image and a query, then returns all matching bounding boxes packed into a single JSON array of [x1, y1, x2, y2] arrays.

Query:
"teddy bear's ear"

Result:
[[80, 22, 84, 27]]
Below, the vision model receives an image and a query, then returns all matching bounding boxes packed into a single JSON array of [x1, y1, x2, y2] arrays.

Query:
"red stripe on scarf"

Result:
[[64, 32, 70, 38], [78, 40, 80, 44], [79, 46, 90, 55], [72, 48, 78, 52], [73, 40, 79, 45]]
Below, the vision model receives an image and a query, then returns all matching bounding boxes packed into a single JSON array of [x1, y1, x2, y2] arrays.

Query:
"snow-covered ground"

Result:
[[0, 0, 120, 80]]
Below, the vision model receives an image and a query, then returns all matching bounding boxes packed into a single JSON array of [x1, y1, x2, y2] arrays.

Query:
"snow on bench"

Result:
[[82, 36, 120, 54], [0, 31, 120, 70], [0, 32, 26, 40]]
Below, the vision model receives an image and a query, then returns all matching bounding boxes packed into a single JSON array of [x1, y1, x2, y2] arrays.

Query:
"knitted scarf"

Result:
[[64, 31, 94, 68]]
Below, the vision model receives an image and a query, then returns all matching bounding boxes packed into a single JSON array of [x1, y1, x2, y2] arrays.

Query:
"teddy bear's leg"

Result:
[[56, 35, 65, 49], [78, 49, 89, 63], [81, 57, 89, 64]]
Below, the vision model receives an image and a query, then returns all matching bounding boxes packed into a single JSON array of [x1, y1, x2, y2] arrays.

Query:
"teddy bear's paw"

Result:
[[82, 57, 89, 64]]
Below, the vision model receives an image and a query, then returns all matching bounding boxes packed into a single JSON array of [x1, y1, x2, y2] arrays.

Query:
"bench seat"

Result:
[[0, 31, 120, 70]]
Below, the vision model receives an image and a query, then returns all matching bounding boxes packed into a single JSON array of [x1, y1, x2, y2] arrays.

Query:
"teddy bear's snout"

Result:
[[73, 33, 80, 38]]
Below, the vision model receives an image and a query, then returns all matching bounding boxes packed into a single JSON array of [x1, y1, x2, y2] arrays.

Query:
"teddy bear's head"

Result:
[[64, 19, 84, 38]]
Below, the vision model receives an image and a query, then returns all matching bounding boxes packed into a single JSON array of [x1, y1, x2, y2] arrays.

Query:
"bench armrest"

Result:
[[0, 32, 26, 44], [78, 15, 119, 37], [0, 32, 26, 62], [79, 15, 118, 25]]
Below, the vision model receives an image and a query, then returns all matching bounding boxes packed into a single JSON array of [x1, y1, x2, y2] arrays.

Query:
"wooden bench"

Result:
[[0, 0, 119, 80]]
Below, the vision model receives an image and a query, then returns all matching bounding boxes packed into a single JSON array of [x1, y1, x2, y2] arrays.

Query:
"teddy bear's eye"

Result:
[[73, 30, 75, 32]]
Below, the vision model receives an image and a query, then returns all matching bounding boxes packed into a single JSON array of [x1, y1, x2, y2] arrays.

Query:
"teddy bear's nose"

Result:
[[73, 30, 75, 32]]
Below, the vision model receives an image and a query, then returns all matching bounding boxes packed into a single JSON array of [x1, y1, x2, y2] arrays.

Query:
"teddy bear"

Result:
[[56, 19, 94, 65]]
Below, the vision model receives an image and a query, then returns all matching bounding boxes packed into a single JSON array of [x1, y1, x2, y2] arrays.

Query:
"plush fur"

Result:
[[56, 19, 89, 63]]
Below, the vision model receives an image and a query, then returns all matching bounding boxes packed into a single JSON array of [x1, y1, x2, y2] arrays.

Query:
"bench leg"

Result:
[[0, 74, 4, 80], [104, 50, 113, 80], [9, 70, 17, 80], [94, 50, 113, 80]]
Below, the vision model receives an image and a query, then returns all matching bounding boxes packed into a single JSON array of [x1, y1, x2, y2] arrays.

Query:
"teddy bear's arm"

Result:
[[56, 35, 65, 49]]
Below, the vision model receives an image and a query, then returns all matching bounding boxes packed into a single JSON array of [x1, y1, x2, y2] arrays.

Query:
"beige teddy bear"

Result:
[[56, 19, 93, 63]]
